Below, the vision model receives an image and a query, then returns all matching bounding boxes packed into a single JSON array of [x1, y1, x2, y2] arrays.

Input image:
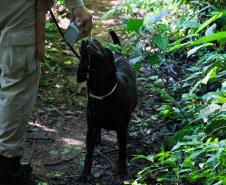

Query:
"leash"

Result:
[[48, 9, 118, 101], [48, 8, 81, 60], [48, 7, 119, 100]]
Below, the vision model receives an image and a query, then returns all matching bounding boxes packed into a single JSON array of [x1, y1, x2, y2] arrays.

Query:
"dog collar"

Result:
[[89, 82, 118, 100]]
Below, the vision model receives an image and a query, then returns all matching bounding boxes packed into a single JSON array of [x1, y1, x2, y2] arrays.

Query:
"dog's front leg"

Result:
[[79, 125, 99, 182], [96, 128, 101, 146], [116, 127, 128, 176]]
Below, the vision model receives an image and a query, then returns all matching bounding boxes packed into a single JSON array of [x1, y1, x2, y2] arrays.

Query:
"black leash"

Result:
[[48, 8, 81, 60]]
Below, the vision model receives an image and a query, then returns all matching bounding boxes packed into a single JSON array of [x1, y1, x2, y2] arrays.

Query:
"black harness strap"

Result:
[[48, 8, 81, 60]]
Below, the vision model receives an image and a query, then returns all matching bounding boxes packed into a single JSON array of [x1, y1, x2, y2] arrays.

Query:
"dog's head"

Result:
[[77, 39, 115, 83]]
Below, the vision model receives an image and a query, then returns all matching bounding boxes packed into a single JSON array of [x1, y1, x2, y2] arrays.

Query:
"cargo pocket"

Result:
[[6, 30, 38, 78]]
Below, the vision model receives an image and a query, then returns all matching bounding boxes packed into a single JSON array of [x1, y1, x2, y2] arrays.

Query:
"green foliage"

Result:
[[127, 19, 144, 32], [133, 138, 226, 185], [56, 0, 64, 5], [195, 12, 224, 34], [104, 0, 226, 184]]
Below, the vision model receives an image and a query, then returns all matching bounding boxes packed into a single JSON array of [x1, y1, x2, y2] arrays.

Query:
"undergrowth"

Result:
[[104, 0, 226, 184]]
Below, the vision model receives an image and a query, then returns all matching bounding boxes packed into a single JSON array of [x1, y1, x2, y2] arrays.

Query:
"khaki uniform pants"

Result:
[[0, 0, 40, 157]]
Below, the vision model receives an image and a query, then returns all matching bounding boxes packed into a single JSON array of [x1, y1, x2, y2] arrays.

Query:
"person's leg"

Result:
[[0, 0, 40, 184]]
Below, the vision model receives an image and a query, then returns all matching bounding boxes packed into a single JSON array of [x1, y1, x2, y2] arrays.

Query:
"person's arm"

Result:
[[65, 0, 93, 37]]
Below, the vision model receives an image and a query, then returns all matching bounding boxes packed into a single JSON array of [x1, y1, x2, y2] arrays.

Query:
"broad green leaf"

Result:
[[123, 181, 130, 185], [205, 23, 217, 36], [191, 32, 226, 45], [38, 183, 48, 185], [169, 42, 190, 52], [222, 81, 226, 91], [202, 92, 220, 102], [47, 172, 64, 178], [190, 80, 202, 93], [157, 176, 177, 182], [127, 19, 144, 32], [161, 109, 172, 118], [195, 12, 223, 34], [185, 67, 200, 73], [105, 43, 122, 52], [171, 142, 182, 151], [205, 118, 226, 135], [202, 67, 218, 85], [178, 19, 201, 29], [199, 103, 221, 122], [178, 169, 192, 174], [134, 62, 142, 71], [101, 9, 116, 19], [129, 56, 144, 66], [146, 55, 159, 66], [216, 97, 226, 104], [206, 138, 212, 144], [157, 23, 169, 32], [132, 180, 140, 185], [169, 33, 198, 46], [144, 9, 170, 25], [212, 10, 226, 16], [131, 155, 147, 162], [146, 155, 154, 162], [199, 163, 205, 169], [154, 34, 168, 52], [182, 93, 199, 102], [212, 181, 223, 185], [187, 43, 214, 57], [49, 150, 58, 155]]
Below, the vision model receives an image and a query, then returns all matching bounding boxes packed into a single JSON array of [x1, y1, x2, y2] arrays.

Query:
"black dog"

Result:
[[77, 31, 138, 181]]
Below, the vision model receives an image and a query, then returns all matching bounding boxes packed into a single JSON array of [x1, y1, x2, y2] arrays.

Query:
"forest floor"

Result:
[[23, 1, 173, 184]]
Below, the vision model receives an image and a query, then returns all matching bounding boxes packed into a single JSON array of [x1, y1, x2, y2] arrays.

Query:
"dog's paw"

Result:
[[113, 178, 125, 185], [115, 167, 128, 177], [113, 172, 129, 185], [77, 174, 92, 183]]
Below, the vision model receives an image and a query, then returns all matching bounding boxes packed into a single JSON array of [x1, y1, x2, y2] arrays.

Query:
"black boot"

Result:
[[0, 155, 38, 185]]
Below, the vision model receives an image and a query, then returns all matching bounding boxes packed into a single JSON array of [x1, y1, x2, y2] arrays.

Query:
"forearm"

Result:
[[65, 0, 84, 10]]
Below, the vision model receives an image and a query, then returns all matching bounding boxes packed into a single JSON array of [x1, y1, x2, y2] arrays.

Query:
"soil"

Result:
[[23, 1, 170, 184]]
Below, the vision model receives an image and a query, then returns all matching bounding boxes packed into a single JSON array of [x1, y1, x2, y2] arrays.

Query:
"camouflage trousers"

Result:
[[0, 0, 40, 157]]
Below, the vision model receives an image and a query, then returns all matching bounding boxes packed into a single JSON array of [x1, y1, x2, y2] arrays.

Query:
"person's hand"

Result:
[[72, 6, 93, 37]]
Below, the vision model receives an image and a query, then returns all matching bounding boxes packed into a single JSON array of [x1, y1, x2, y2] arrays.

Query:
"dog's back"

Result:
[[116, 59, 137, 112], [110, 30, 137, 112]]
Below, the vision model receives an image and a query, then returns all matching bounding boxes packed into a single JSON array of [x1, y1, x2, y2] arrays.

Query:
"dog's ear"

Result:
[[109, 30, 121, 46], [77, 41, 88, 83], [77, 57, 87, 83], [105, 48, 115, 62], [77, 65, 87, 83], [80, 40, 89, 58]]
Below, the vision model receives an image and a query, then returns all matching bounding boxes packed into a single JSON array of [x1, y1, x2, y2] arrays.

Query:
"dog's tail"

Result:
[[109, 30, 121, 46]]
